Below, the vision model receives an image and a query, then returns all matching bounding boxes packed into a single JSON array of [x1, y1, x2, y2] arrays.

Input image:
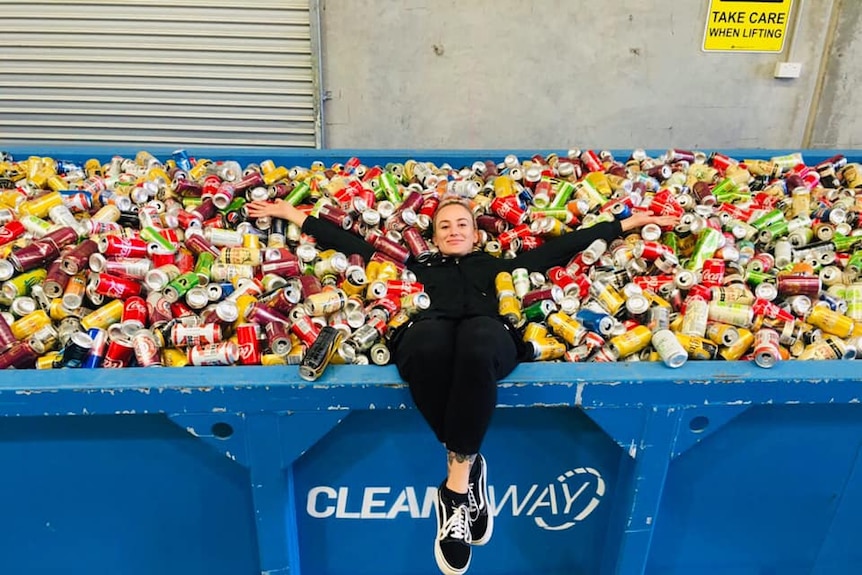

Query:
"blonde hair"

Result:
[[432, 196, 478, 230]]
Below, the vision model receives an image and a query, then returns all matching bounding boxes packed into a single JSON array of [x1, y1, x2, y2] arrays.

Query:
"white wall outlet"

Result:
[[774, 62, 803, 79]]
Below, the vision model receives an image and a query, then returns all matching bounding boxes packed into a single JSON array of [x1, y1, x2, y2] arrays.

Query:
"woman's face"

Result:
[[433, 203, 479, 257]]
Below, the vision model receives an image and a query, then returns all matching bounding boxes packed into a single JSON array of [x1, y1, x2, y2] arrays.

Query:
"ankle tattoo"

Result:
[[447, 451, 477, 466]]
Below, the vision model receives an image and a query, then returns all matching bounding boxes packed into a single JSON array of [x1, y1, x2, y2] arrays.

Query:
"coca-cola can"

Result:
[[236, 323, 262, 365], [102, 335, 135, 368], [701, 259, 726, 288], [90, 272, 142, 299], [490, 196, 526, 226], [290, 315, 320, 347], [122, 296, 148, 330], [99, 235, 149, 259]]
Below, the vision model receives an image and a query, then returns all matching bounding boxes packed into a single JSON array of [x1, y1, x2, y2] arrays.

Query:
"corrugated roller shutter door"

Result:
[[0, 0, 320, 148]]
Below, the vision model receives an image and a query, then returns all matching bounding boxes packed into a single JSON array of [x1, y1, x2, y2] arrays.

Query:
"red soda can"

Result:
[[99, 235, 148, 258], [491, 196, 526, 226], [0, 220, 26, 246], [752, 298, 795, 322], [547, 266, 578, 295], [174, 248, 196, 274], [580, 150, 603, 173], [648, 188, 685, 218], [91, 272, 142, 299], [236, 323, 262, 365], [170, 300, 197, 320], [122, 296, 149, 329], [290, 315, 320, 347], [102, 335, 135, 368], [700, 259, 726, 288], [520, 235, 544, 251]]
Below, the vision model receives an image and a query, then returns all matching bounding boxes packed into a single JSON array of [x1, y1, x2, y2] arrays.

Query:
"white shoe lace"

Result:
[[440, 503, 472, 544], [467, 483, 480, 522]]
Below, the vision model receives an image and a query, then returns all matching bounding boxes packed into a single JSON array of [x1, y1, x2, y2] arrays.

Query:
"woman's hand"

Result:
[[620, 211, 680, 232], [245, 199, 307, 227]]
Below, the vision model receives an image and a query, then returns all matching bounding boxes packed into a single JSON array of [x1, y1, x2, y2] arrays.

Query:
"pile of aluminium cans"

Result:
[[1, 149, 861, 372]]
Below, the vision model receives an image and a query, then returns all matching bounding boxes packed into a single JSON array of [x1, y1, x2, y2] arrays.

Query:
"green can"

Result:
[[194, 252, 216, 286], [163, 272, 199, 303], [379, 172, 403, 204], [286, 181, 311, 206], [1, 268, 47, 304], [523, 300, 556, 323], [549, 180, 575, 209], [140, 226, 176, 253]]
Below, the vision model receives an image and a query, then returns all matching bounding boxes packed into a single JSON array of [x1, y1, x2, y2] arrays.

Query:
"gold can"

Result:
[[608, 325, 653, 358], [17, 191, 63, 219], [80, 299, 124, 331], [674, 333, 719, 360], [162, 348, 190, 367], [531, 338, 567, 361], [10, 309, 51, 340], [523, 322, 549, 342], [495, 272, 516, 297], [85, 158, 103, 178], [706, 322, 740, 347], [36, 351, 63, 370], [806, 305, 854, 338], [547, 311, 586, 346], [498, 294, 524, 328], [595, 284, 625, 316], [242, 233, 261, 250], [263, 166, 289, 186], [493, 175, 517, 197], [49, 298, 78, 321], [188, 159, 212, 180], [720, 328, 756, 361], [262, 353, 288, 366]]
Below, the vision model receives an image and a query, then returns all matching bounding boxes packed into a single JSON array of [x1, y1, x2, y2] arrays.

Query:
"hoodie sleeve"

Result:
[[301, 215, 376, 261], [500, 219, 623, 273]]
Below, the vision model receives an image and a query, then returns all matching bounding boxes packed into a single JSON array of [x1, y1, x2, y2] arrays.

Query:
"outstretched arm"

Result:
[[246, 199, 375, 261], [504, 212, 680, 273]]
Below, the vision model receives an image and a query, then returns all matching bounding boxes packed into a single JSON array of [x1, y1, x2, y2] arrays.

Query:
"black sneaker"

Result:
[[435, 485, 472, 575], [468, 454, 493, 546]]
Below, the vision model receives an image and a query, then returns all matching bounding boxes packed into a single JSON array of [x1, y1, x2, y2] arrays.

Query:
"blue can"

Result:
[[82, 327, 108, 368], [576, 308, 615, 336], [172, 149, 192, 173]]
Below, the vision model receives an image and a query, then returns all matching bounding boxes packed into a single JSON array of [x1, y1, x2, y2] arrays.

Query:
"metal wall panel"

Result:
[[0, 0, 320, 148]]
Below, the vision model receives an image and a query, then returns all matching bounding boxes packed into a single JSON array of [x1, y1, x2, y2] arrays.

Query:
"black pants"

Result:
[[394, 316, 519, 455]]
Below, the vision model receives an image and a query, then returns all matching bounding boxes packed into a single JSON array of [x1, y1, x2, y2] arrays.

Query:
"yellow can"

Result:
[[531, 338, 567, 361], [163, 348, 190, 367], [262, 353, 288, 366], [17, 191, 63, 219], [547, 311, 586, 346], [492, 175, 516, 197], [806, 305, 854, 338], [36, 351, 63, 370], [585, 172, 612, 198], [188, 159, 213, 180], [2, 268, 48, 301], [719, 328, 755, 361], [498, 294, 524, 328], [595, 284, 625, 316], [10, 309, 51, 340], [85, 158, 103, 178], [495, 272, 516, 297], [263, 166, 289, 186], [675, 333, 719, 360], [49, 298, 78, 321], [80, 299, 124, 331], [608, 325, 653, 358], [523, 322, 549, 342]]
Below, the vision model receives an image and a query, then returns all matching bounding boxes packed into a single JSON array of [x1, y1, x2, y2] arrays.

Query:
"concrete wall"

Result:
[[320, 0, 859, 150]]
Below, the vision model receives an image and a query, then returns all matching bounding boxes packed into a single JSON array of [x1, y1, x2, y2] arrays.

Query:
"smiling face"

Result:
[[432, 202, 479, 257]]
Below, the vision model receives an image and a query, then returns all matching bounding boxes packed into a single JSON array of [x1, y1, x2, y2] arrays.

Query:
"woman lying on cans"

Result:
[[246, 196, 677, 575]]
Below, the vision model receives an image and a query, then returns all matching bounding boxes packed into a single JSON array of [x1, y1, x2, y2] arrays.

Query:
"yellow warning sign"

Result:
[[703, 0, 794, 52]]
